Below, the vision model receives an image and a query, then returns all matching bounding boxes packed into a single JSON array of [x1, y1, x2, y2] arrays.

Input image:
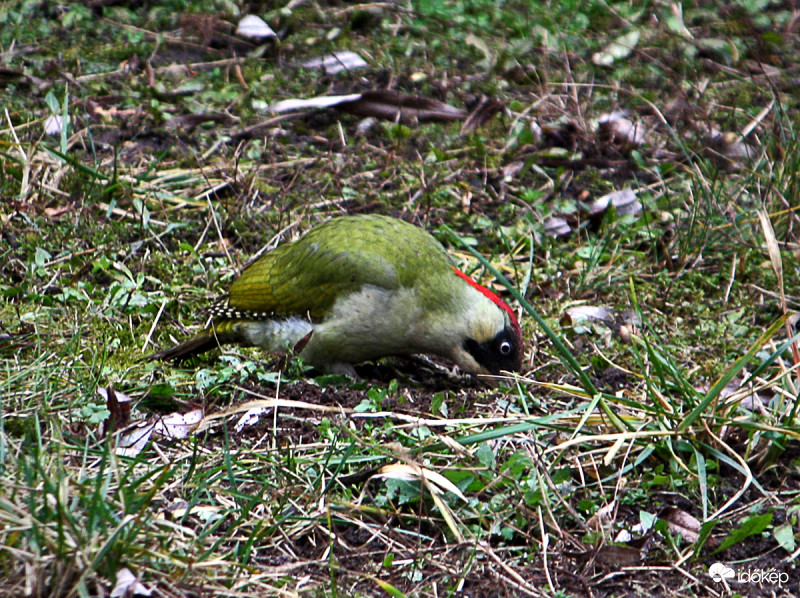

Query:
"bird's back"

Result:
[[227, 215, 454, 319]]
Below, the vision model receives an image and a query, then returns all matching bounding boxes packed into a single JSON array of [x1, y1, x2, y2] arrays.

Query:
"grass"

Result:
[[2, 0, 800, 596]]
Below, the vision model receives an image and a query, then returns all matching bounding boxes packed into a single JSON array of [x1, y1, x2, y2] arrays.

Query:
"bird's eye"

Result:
[[499, 341, 513, 355]]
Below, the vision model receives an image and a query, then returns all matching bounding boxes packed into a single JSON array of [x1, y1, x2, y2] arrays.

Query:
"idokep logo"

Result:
[[709, 563, 735, 582], [709, 562, 789, 586]]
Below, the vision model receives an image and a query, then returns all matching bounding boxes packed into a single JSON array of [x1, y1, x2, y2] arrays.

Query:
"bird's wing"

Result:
[[226, 242, 400, 319]]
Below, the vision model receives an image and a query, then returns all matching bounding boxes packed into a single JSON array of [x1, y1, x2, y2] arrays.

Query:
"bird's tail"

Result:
[[144, 331, 221, 362]]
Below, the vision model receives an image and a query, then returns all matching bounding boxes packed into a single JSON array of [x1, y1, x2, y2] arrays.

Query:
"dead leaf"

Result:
[[115, 422, 155, 458], [168, 501, 223, 522], [98, 386, 131, 437], [592, 30, 640, 66], [114, 407, 203, 456], [111, 568, 152, 598], [356, 116, 379, 134], [564, 305, 616, 326], [659, 507, 701, 544], [544, 215, 573, 238], [234, 406, 271, 432], [598, 111, 647, 147], [615, 529, 633, 542], [153, 409, 204, 439], [293, 330, 313, 354], [44, 114, 68, 136], [589, 189, 641, 217], [236, 15, 276, 39]]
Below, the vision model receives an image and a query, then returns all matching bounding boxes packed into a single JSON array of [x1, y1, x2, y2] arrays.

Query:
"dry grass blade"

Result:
[[757, 205, 784, 311], [374, 463, 467, 542]]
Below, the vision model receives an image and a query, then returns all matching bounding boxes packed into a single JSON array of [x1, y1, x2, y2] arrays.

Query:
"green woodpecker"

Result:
[[150, 215, 523, 379]]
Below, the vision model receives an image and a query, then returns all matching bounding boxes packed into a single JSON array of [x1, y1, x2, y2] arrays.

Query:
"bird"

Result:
[[148, 214, 523, 379]]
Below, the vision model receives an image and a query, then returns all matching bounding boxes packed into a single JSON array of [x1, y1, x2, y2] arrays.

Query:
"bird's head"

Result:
[[450, 268, 523, 379]]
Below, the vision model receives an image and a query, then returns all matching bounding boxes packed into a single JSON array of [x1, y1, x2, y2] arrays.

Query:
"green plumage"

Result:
[[227, 215, 453, 319], [148, 214, 523, 378]]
